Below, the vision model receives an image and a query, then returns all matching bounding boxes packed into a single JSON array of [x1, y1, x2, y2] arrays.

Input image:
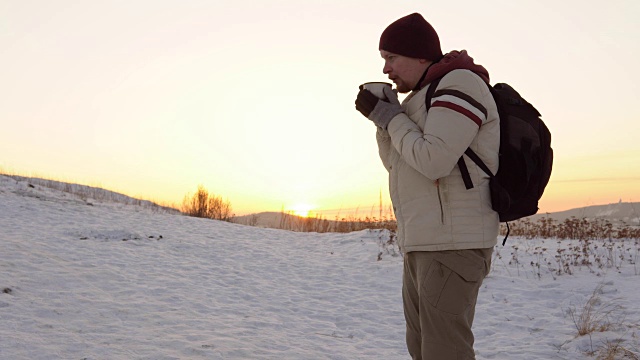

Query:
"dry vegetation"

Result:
[[494, 236, 640, 279], [568, 283, 623, 337], [566, 283, 639, 359], [255, 210, 639, 241], [591, 339, 640, 360], [504, 216, 640, 240], [274, 210, 397, 233], [181, 185, 233, 221]]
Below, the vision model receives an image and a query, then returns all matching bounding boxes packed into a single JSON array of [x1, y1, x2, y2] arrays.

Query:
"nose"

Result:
[[382, 61, 391, 75]]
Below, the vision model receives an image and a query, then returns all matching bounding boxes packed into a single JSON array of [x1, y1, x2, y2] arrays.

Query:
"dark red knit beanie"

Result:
[[379, 13, 443, 61]]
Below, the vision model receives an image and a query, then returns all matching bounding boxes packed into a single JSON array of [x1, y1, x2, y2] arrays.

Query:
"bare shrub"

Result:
[[182, 185, 233, 221]]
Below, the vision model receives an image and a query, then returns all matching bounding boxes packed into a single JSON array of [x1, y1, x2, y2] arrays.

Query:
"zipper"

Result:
[[435, 180, 444, 224]]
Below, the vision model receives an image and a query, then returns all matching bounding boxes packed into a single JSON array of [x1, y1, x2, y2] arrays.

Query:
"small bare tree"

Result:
[[206, 192, 233, 221], [182, 185, 233, 221]]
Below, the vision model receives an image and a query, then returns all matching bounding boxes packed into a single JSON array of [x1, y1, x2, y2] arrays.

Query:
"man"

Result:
[[354, 13, 499, 360]]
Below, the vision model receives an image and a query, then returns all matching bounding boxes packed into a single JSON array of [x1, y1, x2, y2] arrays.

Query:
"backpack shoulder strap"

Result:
[[458, 149, 495, 190], [424, 76, 443, 111], [424, 76, 478, 189], [457, 157, 474, 189], [464, 148, 494, 178], [425, 76, 495, 189]]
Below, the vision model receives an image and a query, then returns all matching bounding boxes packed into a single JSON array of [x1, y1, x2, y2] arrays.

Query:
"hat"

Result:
[[379, 13, 443, 61]]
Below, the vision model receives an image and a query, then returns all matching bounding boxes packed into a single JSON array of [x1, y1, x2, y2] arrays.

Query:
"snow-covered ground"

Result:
[[1, 175, 639, 359]]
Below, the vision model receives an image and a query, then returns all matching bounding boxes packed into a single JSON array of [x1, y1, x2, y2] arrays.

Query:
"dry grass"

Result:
[[493, 236, 640, 280], [565, 283, 640, 359], [504, 216, 640, 241], [274, 210, 397, 234], [592, 338, 639, 360], [568, 283, 622, 336], [273, 212, 640, 266], [262, 210, 639, 242]]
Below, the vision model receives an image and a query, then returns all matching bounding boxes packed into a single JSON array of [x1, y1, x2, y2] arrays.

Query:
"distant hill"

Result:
[[235, 202, 640, 230], [1, 174, 180, 214], [530, 201, 640, 226], [232, 212, 286, 228], [232, 211, 344, 231], [230, 211, 393, 233]]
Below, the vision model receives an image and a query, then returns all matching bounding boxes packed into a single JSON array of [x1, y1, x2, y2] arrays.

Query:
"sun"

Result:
[[288, 203, 315, 218]]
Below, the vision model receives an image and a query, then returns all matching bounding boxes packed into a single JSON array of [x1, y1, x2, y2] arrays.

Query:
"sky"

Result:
[[1, 0, 639, 216]]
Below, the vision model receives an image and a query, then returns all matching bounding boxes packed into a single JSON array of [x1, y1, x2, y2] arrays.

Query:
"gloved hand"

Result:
[[355, 86, 403, 129]]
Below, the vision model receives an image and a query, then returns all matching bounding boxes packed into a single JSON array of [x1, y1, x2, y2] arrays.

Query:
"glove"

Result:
[[355, 86, 403, 129]]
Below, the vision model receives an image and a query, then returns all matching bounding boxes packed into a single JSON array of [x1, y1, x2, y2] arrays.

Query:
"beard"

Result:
[[392, 77, 414, 94], [395, 82, 412, 94]]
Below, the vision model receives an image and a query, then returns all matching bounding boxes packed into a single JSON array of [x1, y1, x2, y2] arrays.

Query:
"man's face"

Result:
[[380, 50, 430, 93]]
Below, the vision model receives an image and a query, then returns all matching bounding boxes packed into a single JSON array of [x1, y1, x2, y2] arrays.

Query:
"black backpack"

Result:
[[425, 75, 553, 244]]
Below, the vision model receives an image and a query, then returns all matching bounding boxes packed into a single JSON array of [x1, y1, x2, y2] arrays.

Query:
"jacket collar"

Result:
[[417, 50, 490, 90]]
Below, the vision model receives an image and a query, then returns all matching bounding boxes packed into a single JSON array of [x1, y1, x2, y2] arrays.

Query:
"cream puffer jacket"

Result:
[[377, 69, 500, 252]]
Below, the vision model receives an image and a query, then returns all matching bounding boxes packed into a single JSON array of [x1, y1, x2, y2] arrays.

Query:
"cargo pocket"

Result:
[[422, 252, 485, 315]]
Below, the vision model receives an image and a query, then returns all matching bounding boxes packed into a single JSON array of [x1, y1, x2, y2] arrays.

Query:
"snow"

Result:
[[1, 175, 639, 359]]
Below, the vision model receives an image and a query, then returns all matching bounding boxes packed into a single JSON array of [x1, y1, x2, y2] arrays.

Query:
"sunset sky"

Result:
[[1, 0, 639, 217]]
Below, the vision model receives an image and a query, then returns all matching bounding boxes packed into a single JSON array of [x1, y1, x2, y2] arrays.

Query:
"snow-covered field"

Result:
[[1, 175, 639, 359]]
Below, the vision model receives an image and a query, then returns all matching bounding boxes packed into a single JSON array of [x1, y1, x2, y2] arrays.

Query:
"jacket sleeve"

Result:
[[375, 127, 392, 171], [386, 70, 491, 180]]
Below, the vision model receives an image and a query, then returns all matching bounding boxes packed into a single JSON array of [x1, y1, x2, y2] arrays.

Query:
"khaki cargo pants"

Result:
[[402, 248, 493, 360]]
